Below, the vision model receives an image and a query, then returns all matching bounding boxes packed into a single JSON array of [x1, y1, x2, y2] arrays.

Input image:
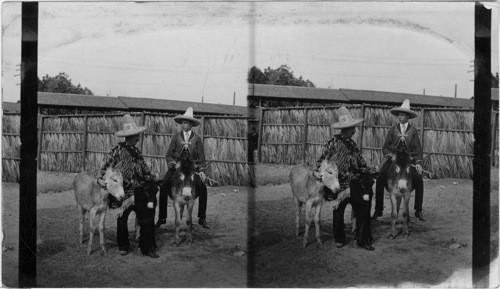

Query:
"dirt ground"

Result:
[[249, 165, 499, 288], [2, 171, 248, 287], [1, 166, 499, 287]]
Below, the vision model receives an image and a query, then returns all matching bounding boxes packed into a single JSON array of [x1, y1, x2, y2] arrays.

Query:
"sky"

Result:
[[2, 2, 499, 106]]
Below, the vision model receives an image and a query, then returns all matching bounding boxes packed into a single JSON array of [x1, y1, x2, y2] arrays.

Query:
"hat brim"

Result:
[[390, 108, 417, 119], [115, 126, 147, 137], [174, 115, 201, 127], [332, 118, 364, 129]]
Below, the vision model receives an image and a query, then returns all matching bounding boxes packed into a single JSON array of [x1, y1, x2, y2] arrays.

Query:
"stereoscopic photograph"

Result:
[[1, 1, 499, 288]]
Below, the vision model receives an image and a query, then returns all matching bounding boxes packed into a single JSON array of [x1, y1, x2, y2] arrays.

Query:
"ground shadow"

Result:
[[248, 197, 477, 288]]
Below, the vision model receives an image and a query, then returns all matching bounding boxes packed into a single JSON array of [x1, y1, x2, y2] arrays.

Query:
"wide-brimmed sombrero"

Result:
[[115, 114, 147, 137], [332, 106, 364, 129], [390, 99, 418, 119], [173, 107, 201, 127]]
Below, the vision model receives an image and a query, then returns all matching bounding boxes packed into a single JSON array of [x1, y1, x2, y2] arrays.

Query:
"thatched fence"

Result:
[[257, 105, 499, 179], [2, 112, 255, 186], [2, 112, 21, 182]]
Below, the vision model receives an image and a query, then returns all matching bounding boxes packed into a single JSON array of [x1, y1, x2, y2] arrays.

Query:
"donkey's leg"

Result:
[[314, 200, 323, 248], [78, 205, 86, 245], [135, 216, 141, 242], [389, 193, 398, 239], [98, 209, 107, 254], [396, 197, 402, 235], [351, 209, 357, 233], [173, 202, 182, 246], [295, 198, 303, 237], [402, 193, 411, 237], [186, 202, 195, 246], [303, 199, 313, 247], [87, 207, 97, 255]]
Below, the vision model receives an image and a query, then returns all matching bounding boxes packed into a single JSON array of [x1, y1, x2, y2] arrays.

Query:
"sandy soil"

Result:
[[2, 167, 498, 287], [2, 171, 248, 287], [249, 165, 499, 288]]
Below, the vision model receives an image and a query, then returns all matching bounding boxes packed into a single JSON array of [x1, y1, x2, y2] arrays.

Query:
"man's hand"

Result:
[[147, 202, 154, 209], [97, 178, 106, 189], [199, 171, 206, 182], [415, 164, 423, 175], [175, 162, 181, 169]]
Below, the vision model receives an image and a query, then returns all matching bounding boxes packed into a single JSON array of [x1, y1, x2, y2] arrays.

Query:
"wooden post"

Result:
[[359, 104, 365, 151], [139, 111, 145, 151], [201, 116, 205, 144], [82, 115, 88, 171], [420, 108, 425, 148], [491, 112, 498, 166], [257, 108, 264, 162], [37, 115, 43, 170], [302, 108, 309, 163]]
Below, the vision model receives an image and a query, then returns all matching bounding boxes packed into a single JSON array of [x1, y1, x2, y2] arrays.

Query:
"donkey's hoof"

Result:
[[186, 240, 193, 246], [388, 234, 396, 240], [316, 241, 323, 248], [172, 241, 180, 247], [402, 231, 410, 238]]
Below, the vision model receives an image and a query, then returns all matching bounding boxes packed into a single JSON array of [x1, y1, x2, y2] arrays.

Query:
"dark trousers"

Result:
[[333, 180, 373, 246], [134, 190, 157, 253], [117, 205, 134, 251], [374, 161, 424, 213], [158, 168, 208, 220], [117, 193, 157, 253]]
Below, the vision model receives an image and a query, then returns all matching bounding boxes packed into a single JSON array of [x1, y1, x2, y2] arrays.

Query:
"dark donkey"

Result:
[[166, 156, 200, 246], [386, 146, 414, 239]]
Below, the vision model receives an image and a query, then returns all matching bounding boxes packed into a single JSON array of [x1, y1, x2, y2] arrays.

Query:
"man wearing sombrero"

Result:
[[315, 106, 377, 251], [98, 114, 159, 258], [371, 99, 425, 222], [156, 107, 210, 229]]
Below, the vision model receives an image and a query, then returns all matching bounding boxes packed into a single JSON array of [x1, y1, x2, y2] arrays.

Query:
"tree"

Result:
[[247, 65, 315, 87], [38, 72, 93, 95]]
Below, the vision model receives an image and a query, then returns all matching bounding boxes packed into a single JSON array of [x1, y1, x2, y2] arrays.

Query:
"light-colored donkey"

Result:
[[290, 159, 341, 247], [73, 168, 125, 255]]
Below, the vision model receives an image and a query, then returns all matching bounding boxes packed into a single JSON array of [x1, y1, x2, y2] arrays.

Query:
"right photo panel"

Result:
[[247, 2, 499, 287]]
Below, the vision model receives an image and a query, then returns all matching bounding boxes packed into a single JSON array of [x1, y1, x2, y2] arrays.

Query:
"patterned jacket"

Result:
[[382, 123, 423, 165], [166, 131, 206, 173], [99, 142, 154, 198], [315, 134, 373, 192]]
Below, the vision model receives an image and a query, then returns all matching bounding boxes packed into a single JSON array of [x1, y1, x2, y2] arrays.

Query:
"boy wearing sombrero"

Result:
[[156, 107, 210, 229], [315, 106, 377, 251], [99, 114, 159, 258], [371, 99, 425, 222]]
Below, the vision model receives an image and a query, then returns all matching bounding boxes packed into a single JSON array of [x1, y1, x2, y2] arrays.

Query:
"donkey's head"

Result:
[[318, 159, 341, 193], [172, 157, 197, 201], [103, 167, 126, 201], [388, 147, 413, 193]]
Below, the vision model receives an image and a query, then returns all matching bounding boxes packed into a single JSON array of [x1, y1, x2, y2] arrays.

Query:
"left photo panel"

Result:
[[2, 2, 256, 287]]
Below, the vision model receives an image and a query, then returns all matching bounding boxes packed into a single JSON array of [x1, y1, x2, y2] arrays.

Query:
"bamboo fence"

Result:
[[2, 112, 255, 185], [258, 105, 497, 179]]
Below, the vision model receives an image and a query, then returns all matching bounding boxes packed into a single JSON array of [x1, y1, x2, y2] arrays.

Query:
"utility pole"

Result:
[[423, 89, 425, 95], [233, 91, 235, 106], [202, 95, 204, 103], [455, 84, 457, 98]]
